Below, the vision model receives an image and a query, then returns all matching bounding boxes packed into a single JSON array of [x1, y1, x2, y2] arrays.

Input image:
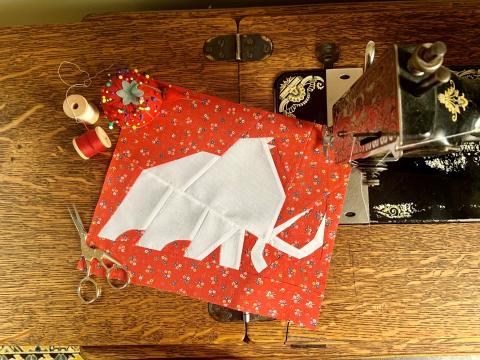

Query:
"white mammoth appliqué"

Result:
[[99, 138, 326, 272]]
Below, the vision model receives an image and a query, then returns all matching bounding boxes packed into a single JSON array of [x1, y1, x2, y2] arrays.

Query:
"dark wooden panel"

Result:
[[81, 343, 480, 359], [82, 1, 464, 23], [239, 0, 480, 108], [81, 344, 324, 359], [0, 18, 241, 345], [239, 0, 480, 356]]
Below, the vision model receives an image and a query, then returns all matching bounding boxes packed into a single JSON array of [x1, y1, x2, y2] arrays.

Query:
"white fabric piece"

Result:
[[219, 229, 245, 269], [147, 151, 219, 190], [99, 151, 217, 240], [138, 192, 206, 250], [270, 214, 326, 259], [98, 138, 326, 272], [186, 137, 285, 236], [98, 173, 173, 241], [250, 208, 311, 272], [184, 211, 238, 260]]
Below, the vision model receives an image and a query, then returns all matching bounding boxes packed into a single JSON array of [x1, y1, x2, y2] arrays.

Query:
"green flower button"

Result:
[[116, 80, 144, 105]]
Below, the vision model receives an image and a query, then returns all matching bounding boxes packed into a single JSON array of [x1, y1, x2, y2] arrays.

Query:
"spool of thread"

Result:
[[63, 94, 99, 124], [73, 126, 111, 160]]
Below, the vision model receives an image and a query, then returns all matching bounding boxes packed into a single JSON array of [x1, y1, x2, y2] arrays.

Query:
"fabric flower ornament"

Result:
[[116, 80, 144, 106]]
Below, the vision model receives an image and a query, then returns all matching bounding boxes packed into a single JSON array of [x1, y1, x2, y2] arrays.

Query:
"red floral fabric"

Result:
[[83, 82, 350, 329]]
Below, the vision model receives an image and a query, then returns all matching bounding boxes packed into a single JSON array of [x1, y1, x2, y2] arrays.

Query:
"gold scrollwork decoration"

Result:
[[455, 68, 480, 80], [373, 202, 418, 219], [278, 75, 325, 117], [437, 80, 469, 122]]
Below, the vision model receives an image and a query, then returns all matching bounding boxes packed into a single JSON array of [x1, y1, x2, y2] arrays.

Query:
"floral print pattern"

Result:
[[82, 83, 351, 329]]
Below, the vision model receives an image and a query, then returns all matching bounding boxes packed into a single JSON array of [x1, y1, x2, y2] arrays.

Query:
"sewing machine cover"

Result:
[[84, 83, 350, 328]]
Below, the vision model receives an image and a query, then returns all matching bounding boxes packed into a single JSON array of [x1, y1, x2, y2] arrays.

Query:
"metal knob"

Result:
[[407, 41, 447, 76], [316, 42, 340, 69], [410, 66, 451, 97]]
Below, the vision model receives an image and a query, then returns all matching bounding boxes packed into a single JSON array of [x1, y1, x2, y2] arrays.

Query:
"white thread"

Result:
[[57, 61, 113, 124]]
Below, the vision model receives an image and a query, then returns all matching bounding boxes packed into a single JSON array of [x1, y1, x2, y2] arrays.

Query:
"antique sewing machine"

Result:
[[273, 40, 480, 224], [210, 40, 480, 335], [332, 41, 480, 224]]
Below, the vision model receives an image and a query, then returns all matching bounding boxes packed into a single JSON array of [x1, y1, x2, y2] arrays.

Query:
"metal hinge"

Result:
[[204, 34, 273, 61]]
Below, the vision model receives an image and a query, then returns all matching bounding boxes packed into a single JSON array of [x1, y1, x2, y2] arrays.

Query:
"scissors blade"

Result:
[[101, 251, 124, 267], [69, 205, 96, 263], [68, 205, 87, 237]]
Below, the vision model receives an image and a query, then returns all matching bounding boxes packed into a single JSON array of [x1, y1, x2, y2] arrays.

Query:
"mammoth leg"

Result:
[[184, 210, 241, 265], [219, 229, 246, 270]]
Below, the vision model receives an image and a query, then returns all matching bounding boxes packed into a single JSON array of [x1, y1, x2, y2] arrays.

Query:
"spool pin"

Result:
[[63, 94, 99, 125], [73, 126, 112, 160]]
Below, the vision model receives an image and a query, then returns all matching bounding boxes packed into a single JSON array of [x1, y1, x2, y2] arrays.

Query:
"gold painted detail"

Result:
[[278, 75, 324, 117], [455, 68, 480, 80], [373, 202, 418, 219], [437, 80, 469, 122]]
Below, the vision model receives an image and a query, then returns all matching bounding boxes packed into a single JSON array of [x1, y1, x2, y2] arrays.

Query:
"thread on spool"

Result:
[[63, 94, 99, 124], [57, 61, 112, 126], [73, 126, 111, 160]]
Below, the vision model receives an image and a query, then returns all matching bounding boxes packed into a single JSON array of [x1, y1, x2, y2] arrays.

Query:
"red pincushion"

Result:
[[101, 69, 165, 129]]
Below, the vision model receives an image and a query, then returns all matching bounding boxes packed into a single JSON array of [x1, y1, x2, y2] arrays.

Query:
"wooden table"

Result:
[[1, 1, 480, 358]]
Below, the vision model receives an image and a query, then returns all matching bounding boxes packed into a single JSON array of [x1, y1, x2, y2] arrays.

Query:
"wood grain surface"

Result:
[[238, 0, 480, 356], [0, 17, 241, 346], [82, 1, 458, 23], [81, 343, 480, 360], [0, 1, 480, 358], [239, 0, 480, 108]]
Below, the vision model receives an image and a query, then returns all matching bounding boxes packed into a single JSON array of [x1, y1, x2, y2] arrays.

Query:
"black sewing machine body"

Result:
[[333, 44, 480, 162], [275, 42, 480, 223], [331, 43, 480, 223], [400, 66, 480, 157]]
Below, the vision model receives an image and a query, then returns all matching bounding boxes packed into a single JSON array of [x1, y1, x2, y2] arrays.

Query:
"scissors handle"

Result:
[[77, 276, 101, 304], [102, 260, 131, 290], [77, 261, 101, 304]]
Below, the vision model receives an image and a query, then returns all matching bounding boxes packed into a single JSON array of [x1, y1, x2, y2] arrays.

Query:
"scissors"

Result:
[[68, 205, 131, 304]]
